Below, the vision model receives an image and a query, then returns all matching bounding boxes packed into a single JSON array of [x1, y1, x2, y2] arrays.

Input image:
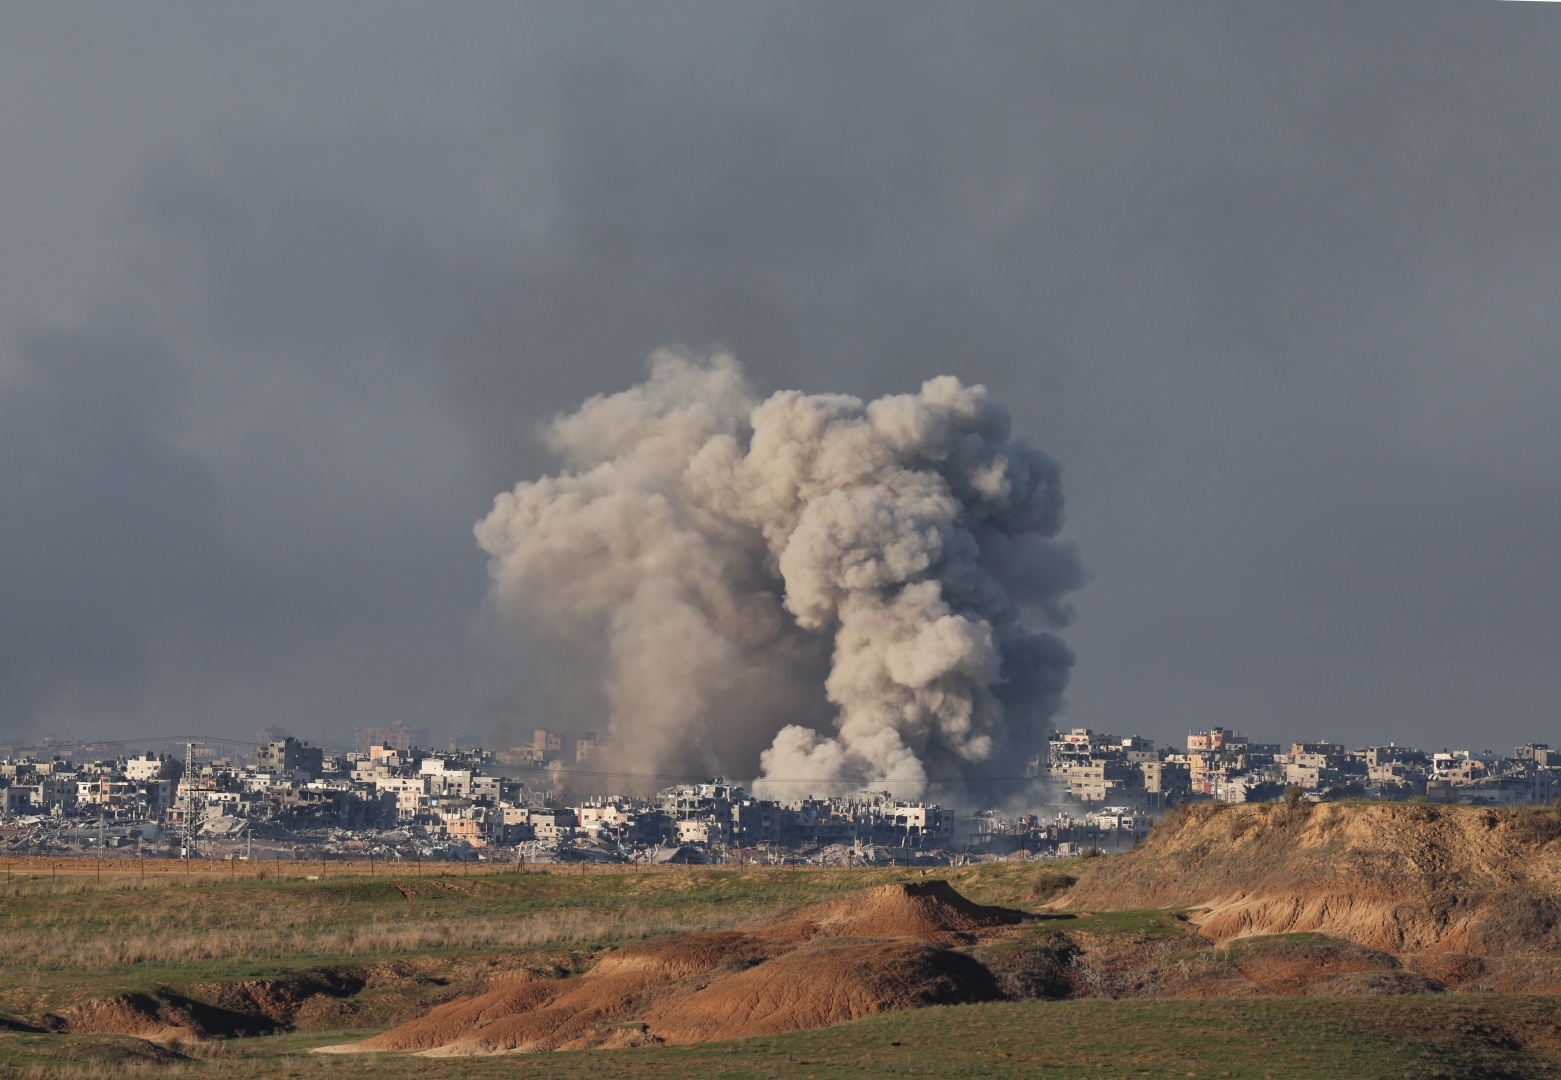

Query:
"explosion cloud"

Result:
[[475, 352, 1082, 799]]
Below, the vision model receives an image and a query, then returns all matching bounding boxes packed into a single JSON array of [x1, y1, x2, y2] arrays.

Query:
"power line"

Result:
[[0, 734, 265, 753], [488, 765, 1042, 785]]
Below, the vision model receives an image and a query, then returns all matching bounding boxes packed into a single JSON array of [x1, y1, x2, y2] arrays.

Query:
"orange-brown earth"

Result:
[[30, 803, 1561, 1055], [34, 973, 369, 1043], [1064, 800, 1561, 992], [318, 881, 1019, 1055], [328, 803, 1561, 1057]]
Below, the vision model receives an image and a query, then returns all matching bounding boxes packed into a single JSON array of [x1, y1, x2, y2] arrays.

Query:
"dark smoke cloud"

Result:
[[3, 4, 1561, 755], [0, 322, 241, 729], [0, 131, 511, 739]]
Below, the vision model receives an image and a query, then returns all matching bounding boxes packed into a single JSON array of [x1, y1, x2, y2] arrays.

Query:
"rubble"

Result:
[[7, 726, 1552, 865]]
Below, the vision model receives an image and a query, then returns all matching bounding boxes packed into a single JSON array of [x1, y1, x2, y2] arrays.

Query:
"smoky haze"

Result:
[[2, 5, 1560, 757], [475, 352, 1081, 797]]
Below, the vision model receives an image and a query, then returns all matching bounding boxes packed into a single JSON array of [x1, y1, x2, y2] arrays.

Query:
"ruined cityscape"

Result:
[[6, 720, 1557, 867]]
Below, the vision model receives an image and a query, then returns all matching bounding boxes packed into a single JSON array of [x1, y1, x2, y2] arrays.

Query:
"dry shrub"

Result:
[[1501, 807, 1561, 848], [1226, 810, 1265, 842], [1272, 795, 1314, 829], [981, 932, 1079, 1001], [1468, 892, 1561, 953]]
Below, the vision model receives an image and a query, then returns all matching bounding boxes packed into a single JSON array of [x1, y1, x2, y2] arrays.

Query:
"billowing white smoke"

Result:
[[475, 351, 1081, 799]]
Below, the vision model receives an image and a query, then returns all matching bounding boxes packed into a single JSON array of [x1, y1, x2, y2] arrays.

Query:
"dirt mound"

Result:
[[197, 970, 365, 1027], [764, 880, 1023, 944], [1409, 954, 1561, 994], [1064, 802, 1561, 956], [644, 939, 997, 1044], [42, 993, 207, 1043], [25, 951, 589, 1049], [1223, 936, 1403, 996], [41, 972, 367, 1043], [320, 880, 1020, 1056], [335, 970, 568, 1053]]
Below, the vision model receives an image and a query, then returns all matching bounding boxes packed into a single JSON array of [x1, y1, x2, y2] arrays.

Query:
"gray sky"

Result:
[[3, 3, 1560, 756]]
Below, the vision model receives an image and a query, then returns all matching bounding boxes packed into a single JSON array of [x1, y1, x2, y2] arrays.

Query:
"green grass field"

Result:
[[0, 859, 1072, 1016], [4, 857, 1559, 1079], [6, 997, 1561, 1079]]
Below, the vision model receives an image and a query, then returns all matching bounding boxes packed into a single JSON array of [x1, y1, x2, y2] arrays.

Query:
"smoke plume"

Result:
[[475, 351, 1082, 799]]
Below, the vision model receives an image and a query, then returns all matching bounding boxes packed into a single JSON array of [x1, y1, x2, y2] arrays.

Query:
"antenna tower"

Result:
[[182, 741, 197, 859]]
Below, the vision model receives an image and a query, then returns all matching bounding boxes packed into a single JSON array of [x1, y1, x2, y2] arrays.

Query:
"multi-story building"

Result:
[[1139, 759, 1191, 799], [1066, 760, 1143, 802], [355, 723, 431, 756], [575, 732, 607, 764], [1515, 743, 1558, 767], [533, 729, 563, 762], [257, 737, 325, 779], [1188, 728, 1248, 754], [124, 752, 172, 781]]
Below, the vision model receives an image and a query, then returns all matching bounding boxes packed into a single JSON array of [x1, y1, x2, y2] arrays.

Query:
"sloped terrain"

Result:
[[321, 882, 1018, 1056], [319, 809, 1561, 1058], [1064, 801, 1561, 988], [40, 994, 203, 1043], [29, 955, 566, 1042], [758, 878, 1023, 943], [17, 810, 1561, 1064]]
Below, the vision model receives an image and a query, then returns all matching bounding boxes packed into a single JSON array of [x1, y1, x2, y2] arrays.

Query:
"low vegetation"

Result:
[[0, 858, 1072, 1017], [6, 997, 1561, 1079], [8, 804, 1561, 1076]]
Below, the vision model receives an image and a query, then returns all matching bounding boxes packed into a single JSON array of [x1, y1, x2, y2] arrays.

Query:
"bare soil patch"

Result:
[[1068, 804, 1561, 951], [321, 881, 1019, 1056]]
